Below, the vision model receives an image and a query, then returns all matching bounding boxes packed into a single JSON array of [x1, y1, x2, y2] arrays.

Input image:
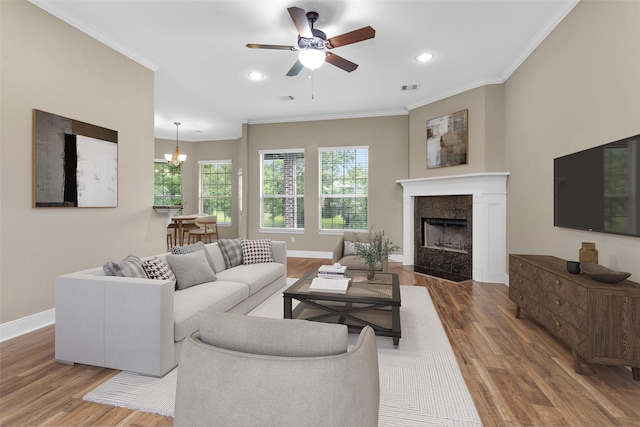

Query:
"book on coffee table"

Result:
[[318, 264, 347, 278], [309, 277, 351, 294]]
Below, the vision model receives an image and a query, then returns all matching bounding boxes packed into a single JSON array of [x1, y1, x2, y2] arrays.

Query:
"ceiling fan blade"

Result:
[[326, 26, 375, 49], [246, 43, 296, 51], [286, 60, 304, 77], [287, 7, 313, 38], [325, 53, 358, 72]]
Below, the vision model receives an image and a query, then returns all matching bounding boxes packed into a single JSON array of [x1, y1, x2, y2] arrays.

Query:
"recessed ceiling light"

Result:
[[248, 71, 264, 81], [416, 53, 434, 63]]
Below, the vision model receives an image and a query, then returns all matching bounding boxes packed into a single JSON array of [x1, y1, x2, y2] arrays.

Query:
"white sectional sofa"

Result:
[[55, 239, 287, 377]]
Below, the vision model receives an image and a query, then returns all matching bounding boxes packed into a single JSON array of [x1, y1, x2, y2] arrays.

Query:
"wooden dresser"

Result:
[[509, 254, 640, 380]]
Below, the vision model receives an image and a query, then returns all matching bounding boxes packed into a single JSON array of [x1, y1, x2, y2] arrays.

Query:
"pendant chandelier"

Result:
[[165, 122, 186, 167]]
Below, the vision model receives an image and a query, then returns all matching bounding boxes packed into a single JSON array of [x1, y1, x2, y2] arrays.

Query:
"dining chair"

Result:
[[187, 215, 219, 244], [166, 230, 174, 251]]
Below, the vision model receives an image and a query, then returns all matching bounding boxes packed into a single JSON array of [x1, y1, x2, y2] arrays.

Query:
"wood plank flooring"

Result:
[[1, 257, 638, 426]]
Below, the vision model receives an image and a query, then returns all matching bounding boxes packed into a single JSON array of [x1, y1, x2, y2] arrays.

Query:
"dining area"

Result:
[[166, 214, 219, 249]]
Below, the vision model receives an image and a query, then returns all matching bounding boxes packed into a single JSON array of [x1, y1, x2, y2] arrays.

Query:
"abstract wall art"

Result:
[[33, 109, 118, 207], [426, 109, 468, 169]]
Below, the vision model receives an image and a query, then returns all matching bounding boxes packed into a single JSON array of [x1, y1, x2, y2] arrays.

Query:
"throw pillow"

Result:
[[171, 241, 216, 273], [343, 240, 358, 256], [218, 238, 244, 269], [166, 250, 217, 290], [103, 255, 147, 278], [142, 257, 176, 282], [242, 239, 273, 265]]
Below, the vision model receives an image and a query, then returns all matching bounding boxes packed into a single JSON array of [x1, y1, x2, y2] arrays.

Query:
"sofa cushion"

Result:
[[103, 255, 147, 278], [171, 241, 216, 273], [218, 238, 243, 269], [142, 257, 176, 282], [215, 262, 285, 296], [174, 281, 249, 342], [242, 239, 273, 265], [166, 250, 217, 290], [205, 243, 226, 273], [199, 312, 349, 357]]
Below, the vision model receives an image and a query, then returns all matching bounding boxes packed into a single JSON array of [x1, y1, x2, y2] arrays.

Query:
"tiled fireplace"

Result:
[[397, 173, 509, 283], [415, 195, 473, 281]]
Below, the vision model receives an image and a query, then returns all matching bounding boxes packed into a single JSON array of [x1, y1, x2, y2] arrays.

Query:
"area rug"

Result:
[[84, 280, 482, 426]]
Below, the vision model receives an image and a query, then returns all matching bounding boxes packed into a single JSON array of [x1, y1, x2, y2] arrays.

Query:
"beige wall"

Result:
[[504, 0, 640, 278], [1, 1, 161, 324], [408, 85, 506, 178], [155, 116, 409, 253], [245, 116, 409, 253]]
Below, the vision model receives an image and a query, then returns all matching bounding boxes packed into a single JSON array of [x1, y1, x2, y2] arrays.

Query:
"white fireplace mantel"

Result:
[[397, 173, 509, 283]]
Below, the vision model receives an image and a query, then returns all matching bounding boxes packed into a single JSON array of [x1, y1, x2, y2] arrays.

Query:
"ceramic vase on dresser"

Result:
[[579, 242, 598, 264]]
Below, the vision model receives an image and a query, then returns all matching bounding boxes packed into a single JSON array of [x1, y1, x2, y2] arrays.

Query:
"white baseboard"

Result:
[[287, 250, 332, 259], [0, 309, 55, 342]]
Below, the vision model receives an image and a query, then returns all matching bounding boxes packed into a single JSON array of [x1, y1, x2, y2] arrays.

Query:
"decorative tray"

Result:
[[580, 263, 631, 283]]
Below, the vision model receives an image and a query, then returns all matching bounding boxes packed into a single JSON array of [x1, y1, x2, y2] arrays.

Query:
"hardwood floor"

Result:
[[1, 257, 638, 426]]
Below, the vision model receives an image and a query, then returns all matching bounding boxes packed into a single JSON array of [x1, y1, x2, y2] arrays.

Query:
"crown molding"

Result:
[[499, 0, 580, 81], [248, 108, 409, 126]]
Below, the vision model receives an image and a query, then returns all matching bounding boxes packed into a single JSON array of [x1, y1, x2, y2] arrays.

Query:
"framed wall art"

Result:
[[33, 109, 118, 207], [426, 109, 468, 169]]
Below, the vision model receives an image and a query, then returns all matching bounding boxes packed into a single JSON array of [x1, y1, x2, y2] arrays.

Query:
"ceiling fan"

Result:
[[246, 7, 375, 76]]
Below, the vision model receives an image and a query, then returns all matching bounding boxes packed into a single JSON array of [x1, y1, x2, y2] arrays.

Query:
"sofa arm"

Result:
[[55, 273, 176, 376], [332, 235, 345, 264], [271, 241, 287, 270]]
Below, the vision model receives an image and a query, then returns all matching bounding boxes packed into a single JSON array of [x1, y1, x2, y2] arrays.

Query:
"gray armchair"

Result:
[[174, 312, 380, 427], [332, 231, 388, 272]]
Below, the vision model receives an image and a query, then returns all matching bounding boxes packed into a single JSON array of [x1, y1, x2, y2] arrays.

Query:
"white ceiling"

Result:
[[30, 0, 578, 142]]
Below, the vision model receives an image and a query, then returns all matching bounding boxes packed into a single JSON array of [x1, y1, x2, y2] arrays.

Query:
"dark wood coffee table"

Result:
[[284, 269, 401, 347]]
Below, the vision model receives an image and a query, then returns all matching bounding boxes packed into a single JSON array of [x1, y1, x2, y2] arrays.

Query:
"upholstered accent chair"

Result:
[[332, 231, 388, 273], [174, 312, 380, 427]]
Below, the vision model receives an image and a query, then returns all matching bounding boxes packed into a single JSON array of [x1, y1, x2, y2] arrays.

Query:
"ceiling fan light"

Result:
[[416, 52, 434, 62], [298, 49, 325, 70]]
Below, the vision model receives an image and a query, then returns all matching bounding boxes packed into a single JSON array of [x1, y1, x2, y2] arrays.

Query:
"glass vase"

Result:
[[367, 265, 376, 281]]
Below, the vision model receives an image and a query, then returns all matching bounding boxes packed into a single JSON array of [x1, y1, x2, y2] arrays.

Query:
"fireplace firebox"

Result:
[[422, 218, 470, 253]]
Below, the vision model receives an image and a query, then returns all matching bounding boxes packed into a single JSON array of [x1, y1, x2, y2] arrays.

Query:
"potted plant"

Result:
[[353, 229, 400, 280]]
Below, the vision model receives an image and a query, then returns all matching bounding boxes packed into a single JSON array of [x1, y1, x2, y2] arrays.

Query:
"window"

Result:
[[319, 147, 368, 231], [260, 150, 304, 230], [154, 160, 182, 206], [603, 142, 635, 234], [199, 160, 232, 225]]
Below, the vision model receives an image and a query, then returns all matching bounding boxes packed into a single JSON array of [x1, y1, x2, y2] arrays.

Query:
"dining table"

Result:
[[170, 214, 198, 246]]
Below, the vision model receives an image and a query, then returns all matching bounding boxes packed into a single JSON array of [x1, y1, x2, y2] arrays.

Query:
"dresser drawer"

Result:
[[510, 257, 542, 283], [539, 271, 587, 309], [538, 307, 587, 355], [510, 272, 539, 301], [509, 285, 538, 318], [539, 291, 587, 332]]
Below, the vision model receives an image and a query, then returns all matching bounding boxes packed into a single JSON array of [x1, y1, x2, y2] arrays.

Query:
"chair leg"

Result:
[[167, 232, 174, 251]]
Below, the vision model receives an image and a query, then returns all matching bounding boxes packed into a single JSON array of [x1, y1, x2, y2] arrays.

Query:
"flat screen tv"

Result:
[[554, 134, 640, 237]]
